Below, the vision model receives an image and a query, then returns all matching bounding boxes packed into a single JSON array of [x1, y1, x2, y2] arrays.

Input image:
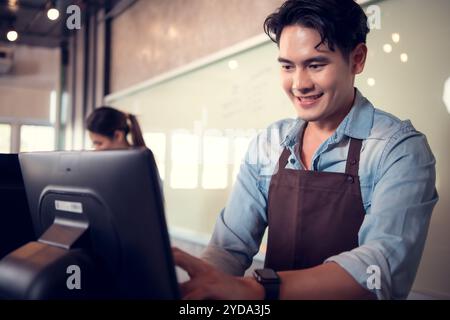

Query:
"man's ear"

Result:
[[351, 43, 368, 75]]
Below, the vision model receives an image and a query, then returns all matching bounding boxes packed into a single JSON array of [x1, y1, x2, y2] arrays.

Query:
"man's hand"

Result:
[[172, 247, 264, 300]]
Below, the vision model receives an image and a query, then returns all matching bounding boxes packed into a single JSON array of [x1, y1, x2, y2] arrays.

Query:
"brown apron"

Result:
[[264, 137, 365, 271]]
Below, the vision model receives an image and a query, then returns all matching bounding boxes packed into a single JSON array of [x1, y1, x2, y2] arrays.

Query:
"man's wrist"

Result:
[[253, 268, 281, 300], [242, 277, 265, 300]]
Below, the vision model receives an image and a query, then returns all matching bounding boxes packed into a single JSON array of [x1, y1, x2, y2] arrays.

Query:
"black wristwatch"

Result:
[[253, 268, 280, 300]]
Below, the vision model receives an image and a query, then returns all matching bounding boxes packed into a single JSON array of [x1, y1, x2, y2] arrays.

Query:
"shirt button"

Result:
[[347, 175, 354, 183], [290, 158, 296, 164]]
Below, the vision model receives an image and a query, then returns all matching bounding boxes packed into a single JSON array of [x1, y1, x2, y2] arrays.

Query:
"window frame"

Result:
[[0, 117, 55, 153]]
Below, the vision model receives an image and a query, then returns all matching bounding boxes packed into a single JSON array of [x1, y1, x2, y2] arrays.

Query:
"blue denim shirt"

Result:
[[202, 89, 438, 300]]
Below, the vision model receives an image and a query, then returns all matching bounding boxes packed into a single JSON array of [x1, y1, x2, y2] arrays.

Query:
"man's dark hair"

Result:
[[264, 0, 369, 58]]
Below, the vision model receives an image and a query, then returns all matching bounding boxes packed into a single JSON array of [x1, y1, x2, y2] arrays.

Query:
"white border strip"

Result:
[[105, 33, 271, 103]]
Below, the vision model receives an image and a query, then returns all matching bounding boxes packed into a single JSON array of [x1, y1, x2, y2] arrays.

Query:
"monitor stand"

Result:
[[0, 221, 111, 299]]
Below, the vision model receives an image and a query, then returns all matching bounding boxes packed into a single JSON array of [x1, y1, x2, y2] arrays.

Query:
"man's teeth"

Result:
[[300, 93, 322, 100]]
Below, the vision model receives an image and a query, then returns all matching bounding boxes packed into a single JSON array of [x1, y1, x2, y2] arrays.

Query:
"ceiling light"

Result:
[[7, 30, 18, 42], [367, 78, 376, 87], [7, 0, 19, 12], [47, 8, 60, 20]]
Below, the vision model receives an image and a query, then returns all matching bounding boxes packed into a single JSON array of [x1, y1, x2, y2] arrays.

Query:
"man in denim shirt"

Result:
[[174, 0, 438, 300]]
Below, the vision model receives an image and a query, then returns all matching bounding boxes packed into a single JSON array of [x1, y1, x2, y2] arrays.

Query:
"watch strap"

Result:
[[263, 280, 280, 300]]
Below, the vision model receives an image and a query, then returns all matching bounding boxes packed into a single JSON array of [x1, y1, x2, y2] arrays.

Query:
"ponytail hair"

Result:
[[86, 106, 146, 148], [127, 113, 146, 147]]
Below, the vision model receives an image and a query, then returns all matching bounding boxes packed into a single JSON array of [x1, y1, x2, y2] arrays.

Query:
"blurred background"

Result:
[[0, 0, 449, 299]]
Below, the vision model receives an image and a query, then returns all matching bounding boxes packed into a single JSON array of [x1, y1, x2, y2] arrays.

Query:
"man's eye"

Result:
[[281, 65, 293, 70], [309, 64, 325, 69]]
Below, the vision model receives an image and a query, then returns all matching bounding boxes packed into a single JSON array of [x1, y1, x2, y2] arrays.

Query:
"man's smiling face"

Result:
[[278, 25, 365, 126]]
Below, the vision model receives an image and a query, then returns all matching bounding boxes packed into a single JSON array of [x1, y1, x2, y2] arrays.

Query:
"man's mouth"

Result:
[[298, 93, 324, 101]]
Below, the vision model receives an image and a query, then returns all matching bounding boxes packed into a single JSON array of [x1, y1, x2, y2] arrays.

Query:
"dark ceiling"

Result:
[[0, 0, 106, 48]]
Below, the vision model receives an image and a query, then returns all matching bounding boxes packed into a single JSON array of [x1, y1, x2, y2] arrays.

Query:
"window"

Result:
[[202, 135, 229, 189], [170, 132, 199, 189], [144, 132, 166, 180], [20, 125, 55, 152], [0, 124, 11, 153]]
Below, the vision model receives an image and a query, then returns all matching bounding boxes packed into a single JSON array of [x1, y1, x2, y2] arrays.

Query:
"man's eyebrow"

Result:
[[277, 56, 331, 65], [277, 57, 294, 64]]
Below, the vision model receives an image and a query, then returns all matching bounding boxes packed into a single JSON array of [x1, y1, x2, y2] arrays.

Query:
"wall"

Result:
[[0, 44, 60, 153], [110, 0, 284, 93], [0, 44, 59, 121]]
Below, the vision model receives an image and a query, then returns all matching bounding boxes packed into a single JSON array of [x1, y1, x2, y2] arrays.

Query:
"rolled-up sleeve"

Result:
[[325, 127, 438, 299]]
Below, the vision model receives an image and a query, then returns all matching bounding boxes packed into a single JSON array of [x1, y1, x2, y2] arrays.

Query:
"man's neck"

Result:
[[306, 90, 356, 141]]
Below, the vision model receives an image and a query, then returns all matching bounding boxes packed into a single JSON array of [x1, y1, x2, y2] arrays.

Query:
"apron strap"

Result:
[[278, 147, 291, 170], [345, 138, 363, 176]]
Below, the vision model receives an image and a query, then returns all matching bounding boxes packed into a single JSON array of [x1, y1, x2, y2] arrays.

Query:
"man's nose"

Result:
[[292, 69, 314, 95]]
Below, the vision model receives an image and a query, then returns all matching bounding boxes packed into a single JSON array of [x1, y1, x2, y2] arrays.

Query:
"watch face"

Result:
[[255, 268, 279, 281]]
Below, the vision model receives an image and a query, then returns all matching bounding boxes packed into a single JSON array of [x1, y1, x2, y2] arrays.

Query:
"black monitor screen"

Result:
[[18, 148, 179, 299], [0, 154, 34, 259]]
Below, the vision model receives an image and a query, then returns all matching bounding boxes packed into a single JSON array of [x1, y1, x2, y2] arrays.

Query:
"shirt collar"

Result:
[[337, 88, 374, 140], [280, 88, 374, 147], [280, 117, 304, 147]]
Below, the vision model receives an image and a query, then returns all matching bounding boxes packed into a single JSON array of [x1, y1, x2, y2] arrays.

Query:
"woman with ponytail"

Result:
[[86, 106, 146, 150]]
